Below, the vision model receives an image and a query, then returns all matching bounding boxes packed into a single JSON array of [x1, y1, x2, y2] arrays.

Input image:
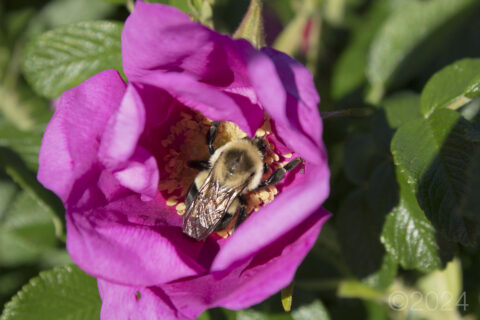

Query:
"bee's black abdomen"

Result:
[[185, 181, 199, 209]]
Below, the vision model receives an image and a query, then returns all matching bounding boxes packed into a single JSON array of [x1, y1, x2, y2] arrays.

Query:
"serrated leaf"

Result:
[[292, 300, 330, 320], [23, 21, 123, 98], [380, 168, 455, 272], [391, 109, 478, 245], [459, 148, 480, 222], [0, 265, 101, 320], [367, 0, 478, 101], [421, 58, 480, 117]]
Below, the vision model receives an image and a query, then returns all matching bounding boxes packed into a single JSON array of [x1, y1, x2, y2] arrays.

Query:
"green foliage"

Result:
[[421, 58, 480, 117], [391, 109, 478, 245], [22, 21, 123, 98], [0, 265, 101, 320], [380, 168, 455, 272], [0, 148, 65, 240], [367, 0, 479, 101]]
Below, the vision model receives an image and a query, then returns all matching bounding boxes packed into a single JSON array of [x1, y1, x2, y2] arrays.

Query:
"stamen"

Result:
[[157, 109, 289, 238]]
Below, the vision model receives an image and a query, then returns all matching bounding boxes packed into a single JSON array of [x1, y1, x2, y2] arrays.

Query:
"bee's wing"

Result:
[[182, 171, 246, 240]]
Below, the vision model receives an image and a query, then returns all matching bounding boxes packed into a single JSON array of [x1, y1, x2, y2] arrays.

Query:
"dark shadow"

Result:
[[417, 113, 479, 246]]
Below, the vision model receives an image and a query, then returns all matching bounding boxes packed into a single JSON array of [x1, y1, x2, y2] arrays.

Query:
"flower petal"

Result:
[[139, 72, 264, 136], [218, 208, 331, 309], [66, 198, 206, 286], [123, 1, 233, 87], [247, 49, 326, 164], [160, 208, 331, 316], [99, 84, 146, 169], [113, 146, 159, 201], [98, 280, 190, 320], [38, 70, 126, 202], [211, 163, 330, 272]]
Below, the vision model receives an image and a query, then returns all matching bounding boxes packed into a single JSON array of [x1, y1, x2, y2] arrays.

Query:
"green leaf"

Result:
[[331, 0, 389, 100], [367, 0, 478, 102], [30, 0, 116, 34], [372, 92, 421, 151], [23, 21, 123, 98], [361, 252, 397, 291], [0, 265, 101, 320], [0, 148, 65, 240], [459, 148, 480, 222], [292, 300, 330, 320], [0, 90, 51, 170], [0, 191, 57, 266], [378, 92, 422, 129], [233, 0, 265, 49], [421, 58, 480, 117], [381, 168, 455, 272], [391, 109, 478, 245]]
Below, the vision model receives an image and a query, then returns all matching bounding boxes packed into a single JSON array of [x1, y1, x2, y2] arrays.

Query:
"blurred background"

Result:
[[1, 0, 480, 319]]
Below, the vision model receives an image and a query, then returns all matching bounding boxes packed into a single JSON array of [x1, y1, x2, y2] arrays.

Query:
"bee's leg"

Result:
[[263, 162, 270, 175], [234, 195, 248, 229], [187, 160, 210, 171], [184, 181, 199, 209], [215, 197, 238, 231], [215, 213, 234, 231], [207, 121, 220, 155], [256, 157, 302, 190]]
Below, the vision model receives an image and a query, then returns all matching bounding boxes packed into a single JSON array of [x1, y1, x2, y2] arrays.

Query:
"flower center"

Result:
[[158, 109, 292, 238]]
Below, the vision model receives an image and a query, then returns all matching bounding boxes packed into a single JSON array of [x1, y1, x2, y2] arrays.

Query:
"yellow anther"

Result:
[[166, 196, 178, 206]]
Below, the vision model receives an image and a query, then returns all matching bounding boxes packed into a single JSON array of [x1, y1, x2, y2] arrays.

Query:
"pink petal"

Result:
[[99, 84, 146, 168], [247, 49, 326, 164], [38, 70, 126, 202], [113, 146, 159, 201], [159, 208, 331, 316], [66, 199, 207, 286], [123, 2, 237, 87], [139, 72, 264, 136], [211, 163, 330, 271], [98, 280, 190, 320]]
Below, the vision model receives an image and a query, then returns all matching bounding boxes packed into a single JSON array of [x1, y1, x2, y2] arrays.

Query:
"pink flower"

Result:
[[38, 2, 330, 319]]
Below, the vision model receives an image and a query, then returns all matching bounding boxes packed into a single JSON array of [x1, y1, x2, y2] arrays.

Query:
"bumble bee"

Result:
[[182, 122, 302, 241]]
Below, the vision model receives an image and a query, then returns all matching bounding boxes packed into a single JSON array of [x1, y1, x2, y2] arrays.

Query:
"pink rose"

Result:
[[38, 2, 330, 319]]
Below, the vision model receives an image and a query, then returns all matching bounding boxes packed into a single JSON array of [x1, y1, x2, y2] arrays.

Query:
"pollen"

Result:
[[157, 109, 286, 238], [166, 196, 178, 206], [176, 203, 186, 215]]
